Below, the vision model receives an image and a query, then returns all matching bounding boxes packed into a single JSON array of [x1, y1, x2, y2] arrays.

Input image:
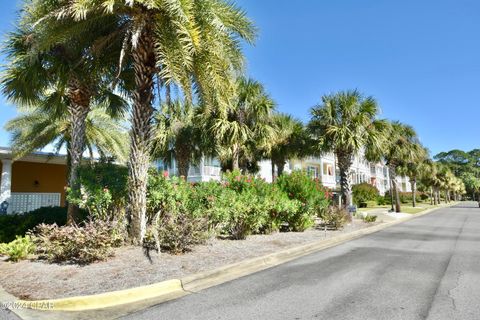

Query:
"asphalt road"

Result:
[[124, 202, 480, 320], [0, 309, 21, 320]]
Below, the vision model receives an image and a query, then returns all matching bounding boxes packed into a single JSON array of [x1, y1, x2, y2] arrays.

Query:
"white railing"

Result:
[[9, 192, 61, 214], [322, 175, 336, 185], [203, 166, 221, 176]]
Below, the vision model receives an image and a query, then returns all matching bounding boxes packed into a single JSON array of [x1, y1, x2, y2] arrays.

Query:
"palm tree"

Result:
[[419, 161, 438, 205], [308, 90, 387, 207], [56, 0, 256, 243], [152, 100, 205, 178], [2, 11, 129, 224], [269, 113, 311, 180], [397, 146, 429, 207], [383, 121, 423, 212], [5, 107, 129, 165], [212, 77, 275, 171]]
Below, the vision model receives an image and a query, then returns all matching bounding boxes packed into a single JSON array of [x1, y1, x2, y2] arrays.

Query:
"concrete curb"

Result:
[[17, 279, 183, 312], [7, 202, 458, 314]]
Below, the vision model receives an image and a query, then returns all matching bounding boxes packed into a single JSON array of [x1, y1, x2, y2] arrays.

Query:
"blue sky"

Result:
[[0, 0, 479, 156]]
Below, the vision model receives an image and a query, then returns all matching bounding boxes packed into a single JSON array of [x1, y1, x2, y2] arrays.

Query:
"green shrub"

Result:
[[67, 161, 128, 221], [322, 206, 351, 230], [262, 186, 305, 232], [187, 180, 232, 231], [384, 191, 423, 204], [146, 171, 210, 252], [376, 195, 387, 206], [352, 183, 379, 206], [145, 213, 209, 255], [0, 206, 88, 243], [220, 190, 270, 239], [33, 220, 123, 264], [0, 236, 35, 262], [362, 215, 377, 223], [276, 170, 330, 219]]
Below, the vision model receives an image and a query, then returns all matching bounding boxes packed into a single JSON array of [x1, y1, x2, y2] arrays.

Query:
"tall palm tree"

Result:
[[152, 100, 205, 178], [269, 113, 311, 180], [212, 77, 275, 171], [2, 10, 129, 223], [5, 107, 129, 164], [308, 90, 387, 207], [397, 146, 429, 207], [419, 161, 438, 205], [58, 0, 256, 243], [383, 121, 423, 212]]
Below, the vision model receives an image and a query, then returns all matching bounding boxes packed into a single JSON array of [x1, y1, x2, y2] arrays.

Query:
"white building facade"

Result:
[[158, 153, 411, 195]]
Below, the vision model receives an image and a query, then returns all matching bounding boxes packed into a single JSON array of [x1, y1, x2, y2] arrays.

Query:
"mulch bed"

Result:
[[0, 219, 378, 300]]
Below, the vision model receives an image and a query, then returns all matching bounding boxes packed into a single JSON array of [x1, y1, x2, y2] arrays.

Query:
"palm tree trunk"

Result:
[[127, 18, 156, 245], [277, 162, 285, 177], [176, 150, 190, 179], [232, 144, 240, 171], [337, 152, 353, 208], [389, 166, 401, 212], [411, 179, 416, 208], [271, 161, 275, 182], [66, 78, 91, 225]]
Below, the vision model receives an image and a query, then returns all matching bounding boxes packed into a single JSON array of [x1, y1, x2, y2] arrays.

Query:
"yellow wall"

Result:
[[10, 161, 68, 206]]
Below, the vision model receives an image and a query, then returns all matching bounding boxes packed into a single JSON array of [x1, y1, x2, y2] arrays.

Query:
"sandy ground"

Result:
[[0, 219, 377, 300]]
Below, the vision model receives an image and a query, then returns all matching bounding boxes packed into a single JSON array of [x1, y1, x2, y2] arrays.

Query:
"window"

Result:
[[204, 157, 220, 167], [323, 163, 334, 176], [156, 160, 169, 172], [307, 166, 318, 179]]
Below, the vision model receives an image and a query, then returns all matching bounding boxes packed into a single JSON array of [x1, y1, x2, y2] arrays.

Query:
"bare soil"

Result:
[[0, 219, 377, 300]]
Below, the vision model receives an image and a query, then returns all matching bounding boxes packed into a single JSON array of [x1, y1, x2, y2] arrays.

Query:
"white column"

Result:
[[0, 159, 12, 207]]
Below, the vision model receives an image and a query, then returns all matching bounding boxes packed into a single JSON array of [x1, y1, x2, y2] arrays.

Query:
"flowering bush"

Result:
[[276, 170, 331, 227], [67, 161, 128, 221]]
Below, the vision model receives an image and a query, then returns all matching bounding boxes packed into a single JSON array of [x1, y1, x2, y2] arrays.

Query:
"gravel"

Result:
[[0, 219, 377, 300]]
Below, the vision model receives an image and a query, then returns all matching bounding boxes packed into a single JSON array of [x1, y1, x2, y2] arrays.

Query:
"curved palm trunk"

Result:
[[127, 19, 156, 245], [337, 152, 353, 208], [66, 78, 91, 225], [389, 166, 401, 213], [411, 178, 416, 208]]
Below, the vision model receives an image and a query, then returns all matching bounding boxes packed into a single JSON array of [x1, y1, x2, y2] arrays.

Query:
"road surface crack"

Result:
[[447, 270, 463, 311]]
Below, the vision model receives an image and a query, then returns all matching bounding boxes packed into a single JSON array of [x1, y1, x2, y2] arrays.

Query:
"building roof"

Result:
[[0, 147, 67, 165]]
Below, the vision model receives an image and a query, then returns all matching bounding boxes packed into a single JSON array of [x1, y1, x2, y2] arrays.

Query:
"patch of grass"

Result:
[[358, 205, 389, 213], [400, 203, 444, 214], [401, 207, 427, 214]]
